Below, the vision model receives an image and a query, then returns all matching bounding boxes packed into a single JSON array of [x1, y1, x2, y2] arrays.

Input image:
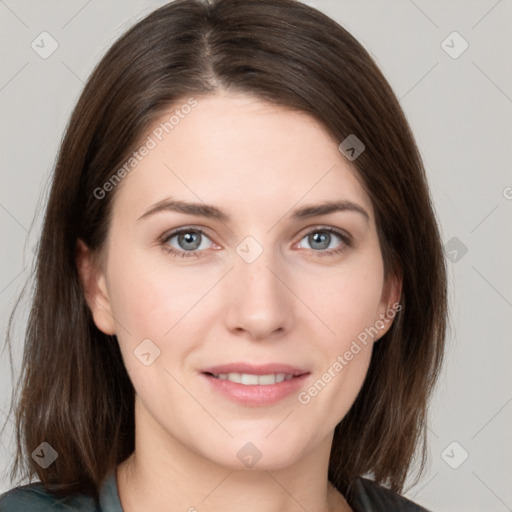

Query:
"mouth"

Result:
[[199, 363, 311, 406], [200, 362, 309, 384]]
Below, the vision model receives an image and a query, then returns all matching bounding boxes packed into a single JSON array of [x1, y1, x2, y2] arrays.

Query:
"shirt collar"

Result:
[[99, 469, 124, 512]]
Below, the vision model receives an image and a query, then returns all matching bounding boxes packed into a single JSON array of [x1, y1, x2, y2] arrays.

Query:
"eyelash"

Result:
[[161, 226, 352, 259]]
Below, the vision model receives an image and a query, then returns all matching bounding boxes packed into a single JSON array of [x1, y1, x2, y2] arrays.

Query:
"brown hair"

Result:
[[3, 0, 447, 503]]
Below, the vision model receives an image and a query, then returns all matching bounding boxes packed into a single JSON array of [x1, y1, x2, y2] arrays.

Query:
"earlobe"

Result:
[[385, 271, 403, 312], [75, 238, 117, 335], [375, 272, 403, 341]]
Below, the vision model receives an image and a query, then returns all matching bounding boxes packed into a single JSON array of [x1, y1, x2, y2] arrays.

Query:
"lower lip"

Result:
[[200, 373, 310, 407]]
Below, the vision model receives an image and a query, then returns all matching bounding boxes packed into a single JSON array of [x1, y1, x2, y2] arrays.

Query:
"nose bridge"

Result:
[[225, 237, 292, 338]]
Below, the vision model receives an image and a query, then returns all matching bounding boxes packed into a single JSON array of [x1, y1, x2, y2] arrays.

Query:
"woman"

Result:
[[0, 0, 447, 510]]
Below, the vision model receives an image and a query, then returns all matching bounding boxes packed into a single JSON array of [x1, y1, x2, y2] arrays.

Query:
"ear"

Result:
[[75, 238, 116, 335], [374, 271, 402, 341]]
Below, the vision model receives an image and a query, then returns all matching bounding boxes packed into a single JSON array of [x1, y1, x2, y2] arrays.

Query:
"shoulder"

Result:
[[0, 482, 98, 512], [347, 477, 431, 512]]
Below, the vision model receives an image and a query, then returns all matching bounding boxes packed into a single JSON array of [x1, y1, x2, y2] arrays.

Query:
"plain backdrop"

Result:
[[1, 1, 511, 511]]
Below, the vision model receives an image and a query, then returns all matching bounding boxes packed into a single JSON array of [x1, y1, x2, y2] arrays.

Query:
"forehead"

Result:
[[110, 91, 373, 224]]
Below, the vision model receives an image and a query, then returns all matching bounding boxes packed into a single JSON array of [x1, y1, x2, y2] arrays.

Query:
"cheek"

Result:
[[105, 249, 215, 378], [105, 257, 182, 398], [107, 247, 199, 335], [306, 257, 384, 418], [300, 257, 385, 345], [108, 266, 162, 336], [296, 273, 380, 430]]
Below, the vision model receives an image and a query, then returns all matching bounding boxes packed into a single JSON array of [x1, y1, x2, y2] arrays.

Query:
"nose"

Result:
[[224, 249, 294, 341]]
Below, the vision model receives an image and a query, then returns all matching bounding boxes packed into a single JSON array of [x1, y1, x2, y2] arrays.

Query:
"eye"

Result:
[[296, 227, 351, 257], [160, 226, 351, 259], [161, 228, 216, 258]]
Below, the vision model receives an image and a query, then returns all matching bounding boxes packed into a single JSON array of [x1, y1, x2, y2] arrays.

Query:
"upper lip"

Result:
[[200, 362, 309, 376]]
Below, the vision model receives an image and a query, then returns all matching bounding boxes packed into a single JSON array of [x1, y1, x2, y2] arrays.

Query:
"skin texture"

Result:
[[77, 90, 401, 512]]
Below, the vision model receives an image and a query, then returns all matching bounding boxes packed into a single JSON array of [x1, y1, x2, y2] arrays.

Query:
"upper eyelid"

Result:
[[296, 227, 352, 249], [161, 226, 211, 242]]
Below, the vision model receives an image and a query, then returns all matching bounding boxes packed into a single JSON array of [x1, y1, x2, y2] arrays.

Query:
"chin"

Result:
[[204, 435, 308, 472]]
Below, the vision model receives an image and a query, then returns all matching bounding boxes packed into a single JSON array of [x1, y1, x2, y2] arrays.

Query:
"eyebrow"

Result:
[[137, 197, 370, 223]]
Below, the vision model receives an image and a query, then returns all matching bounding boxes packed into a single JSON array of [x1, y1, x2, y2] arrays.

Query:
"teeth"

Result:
[[213, 373, 294, 385], [241, 373, 259, 385]]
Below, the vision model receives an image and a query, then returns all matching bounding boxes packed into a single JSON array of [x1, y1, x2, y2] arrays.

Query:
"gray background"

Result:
[[1, 0, 511, 510]]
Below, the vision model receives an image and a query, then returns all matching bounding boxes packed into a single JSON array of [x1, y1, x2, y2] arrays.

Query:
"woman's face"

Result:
[[79, 90, 400, 471]]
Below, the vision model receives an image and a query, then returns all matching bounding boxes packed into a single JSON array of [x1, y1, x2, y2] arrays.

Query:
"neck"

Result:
[[116, 397, 351, 512]]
